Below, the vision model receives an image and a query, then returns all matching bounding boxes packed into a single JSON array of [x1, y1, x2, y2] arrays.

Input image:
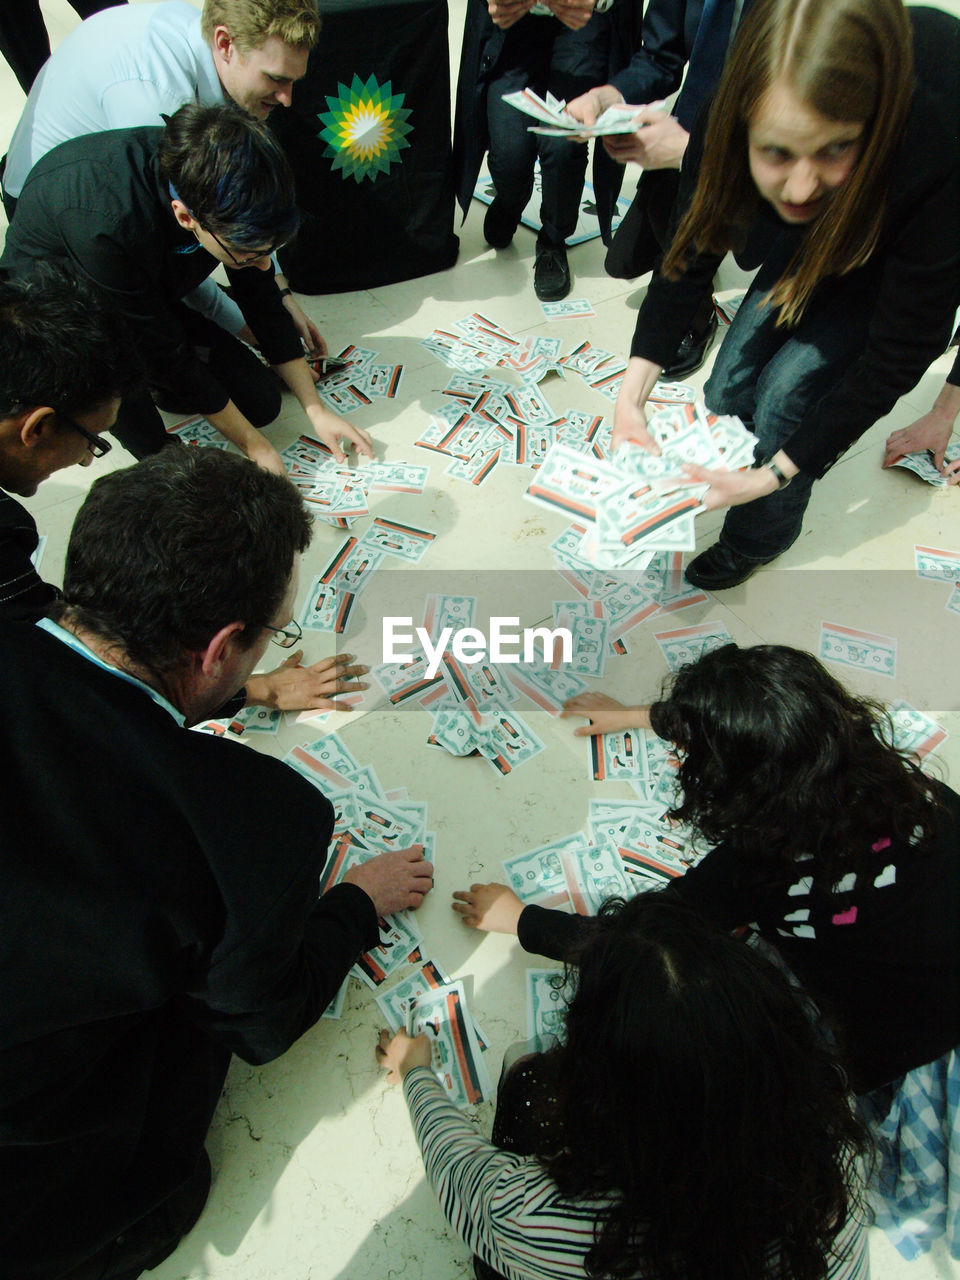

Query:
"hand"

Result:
[[566, 83, 623, 127], [612, 363, 660, 455], [376, 1028, 432, 1083], [602, 109, 688, 169], [244, 651, 369, 712], [559, 692, 651, 736], [343, 845, 434, 915], [305, 405, 375, 465], [680, 461, 777, 511], [884, 410, 960, 483], [487, 0, 534, 28], [283, 297, 326, 357], [245, 437, 288, 477], [544, 0, 595, 31], [451, 882, 524, 934]]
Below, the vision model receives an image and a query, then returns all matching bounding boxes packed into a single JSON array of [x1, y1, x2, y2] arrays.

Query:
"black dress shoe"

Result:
[[684, 540, 775, 590], [483, 198, 522, 249], [534, 236, 571, 301], [662, 309, 718, 379]]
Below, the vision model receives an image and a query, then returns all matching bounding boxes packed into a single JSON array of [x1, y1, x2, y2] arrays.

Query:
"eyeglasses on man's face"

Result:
[[202, 224, 279, 267], [56, 408, 112, 458], [258, 618, 303, 648]]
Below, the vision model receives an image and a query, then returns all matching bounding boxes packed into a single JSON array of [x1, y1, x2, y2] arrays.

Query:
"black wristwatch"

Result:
[[764, 458, 792, 489]]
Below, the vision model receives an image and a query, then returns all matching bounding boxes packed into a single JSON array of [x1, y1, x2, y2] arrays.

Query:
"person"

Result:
[[610, 0, 960, 590], [378, 895, 871, 1280], [0, 0, 124, 96], [0, 266, 136, 622], [1, 102, 373, 472], [883, 345, 960, 484], [0, 445, 434, 1280], [453, 0, 616, 303], [457, 645, 960, 1253], [0, 267, 367, 715], [564, 0, 758, 377], [1, 0, 324, 360]]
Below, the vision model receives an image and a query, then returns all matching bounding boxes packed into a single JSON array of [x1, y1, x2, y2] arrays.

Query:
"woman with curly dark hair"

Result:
[[377, 896, 870, 1280], [519, 643, 960, 1096], [452, 643, 959, 1256]]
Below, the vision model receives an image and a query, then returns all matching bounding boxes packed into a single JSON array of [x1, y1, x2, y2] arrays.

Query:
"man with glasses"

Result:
[[0, 445, 434, 1280], [0, 266, 366, 715], [0, 267, 134, 622], [1, 103, 373, 471], [1, 0, 325, 363]]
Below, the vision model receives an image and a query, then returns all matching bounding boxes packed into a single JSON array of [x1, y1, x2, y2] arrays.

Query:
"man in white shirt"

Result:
[[3, 0, 323, 350]]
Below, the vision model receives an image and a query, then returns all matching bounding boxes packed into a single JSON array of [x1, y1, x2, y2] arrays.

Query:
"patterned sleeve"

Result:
[[403, 1067, 600, 1280]]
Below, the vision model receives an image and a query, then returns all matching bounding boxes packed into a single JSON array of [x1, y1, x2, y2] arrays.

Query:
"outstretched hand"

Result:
[[245, 651, 369, 712], [451, 882, 524, 934], [560, 692, 650, 736], [343, 845, 434, 916], [376, 1028, 432, 1083], [884, 410, 960, 483]]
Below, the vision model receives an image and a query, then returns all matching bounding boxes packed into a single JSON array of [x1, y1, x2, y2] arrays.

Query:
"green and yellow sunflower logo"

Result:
[[317, 73, 413, 183]]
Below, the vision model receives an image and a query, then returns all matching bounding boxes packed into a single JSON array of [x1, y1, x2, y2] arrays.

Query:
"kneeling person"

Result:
[[0, 448, 432, 1279]]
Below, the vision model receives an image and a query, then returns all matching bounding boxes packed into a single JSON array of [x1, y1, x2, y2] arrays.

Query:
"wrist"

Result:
[[243, 674, 266, 706]]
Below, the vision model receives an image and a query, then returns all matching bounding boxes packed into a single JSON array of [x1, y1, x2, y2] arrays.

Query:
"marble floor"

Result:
[[3, 3, 960, 1277]]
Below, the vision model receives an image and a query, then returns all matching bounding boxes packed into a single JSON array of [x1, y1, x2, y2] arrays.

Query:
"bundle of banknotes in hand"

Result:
[[525, 400, 758, 570]]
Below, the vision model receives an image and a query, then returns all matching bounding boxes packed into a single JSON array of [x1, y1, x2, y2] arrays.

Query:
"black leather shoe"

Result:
[[534, 236, 571, 301], [684, 540, 775, 590], [662, 309, 718, 379], [483, 198, 522, 249]]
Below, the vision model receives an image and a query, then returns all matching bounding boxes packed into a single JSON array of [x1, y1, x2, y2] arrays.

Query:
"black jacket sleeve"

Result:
[[0, 495, 58, 622], [609, 0, 696, 105]]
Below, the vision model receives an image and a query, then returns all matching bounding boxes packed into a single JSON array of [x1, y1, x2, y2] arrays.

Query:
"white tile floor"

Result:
[[4, 3, 960, 1277]]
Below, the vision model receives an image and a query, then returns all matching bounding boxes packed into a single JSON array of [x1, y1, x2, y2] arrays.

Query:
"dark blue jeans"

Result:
[[704, 253, 883, 561], [485, 13, 610, 245]]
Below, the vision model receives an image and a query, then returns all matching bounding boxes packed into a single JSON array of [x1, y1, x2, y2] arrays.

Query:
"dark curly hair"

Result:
[[648, 644, 942, 891], [545, 896, 869, 1280]]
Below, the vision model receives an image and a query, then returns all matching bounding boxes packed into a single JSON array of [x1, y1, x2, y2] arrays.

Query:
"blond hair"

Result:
[[201, 0, 321, 52], [662, 0, 913, 326]]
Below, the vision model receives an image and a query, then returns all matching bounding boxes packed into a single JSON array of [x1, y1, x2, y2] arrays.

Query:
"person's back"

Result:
[[4, 2, 215, 200], [0, 448, 433, 1279], [0, 616, 347, 1277]]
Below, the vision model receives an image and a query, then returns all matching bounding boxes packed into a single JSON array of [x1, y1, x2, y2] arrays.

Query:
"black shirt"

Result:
[[518, 782, 960, 1094], [0, 126, 303, 415], [0, 621, 377, 1277], [630, 6, 960, 479], [0, 491, 56, 621]]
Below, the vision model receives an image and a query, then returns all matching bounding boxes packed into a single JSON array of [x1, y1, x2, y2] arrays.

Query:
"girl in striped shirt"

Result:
[[377, 896, 870, 1280]]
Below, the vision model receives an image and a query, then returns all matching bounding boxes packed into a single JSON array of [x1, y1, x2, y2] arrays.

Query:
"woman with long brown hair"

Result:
[[612, 0, 960, 590]]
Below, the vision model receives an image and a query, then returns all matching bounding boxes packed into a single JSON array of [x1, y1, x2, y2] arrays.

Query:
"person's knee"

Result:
[[237, 379, 282, 429]]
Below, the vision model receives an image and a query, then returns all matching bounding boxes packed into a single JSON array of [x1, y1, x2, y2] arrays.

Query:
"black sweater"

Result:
[[0, 126, 303, 414], [630, 6, 960, 479], [0, 621, 377, 1278], [519, 781, 960, 1094]]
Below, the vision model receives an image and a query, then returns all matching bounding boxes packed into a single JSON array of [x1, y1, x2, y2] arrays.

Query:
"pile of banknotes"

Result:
[[526, 402, 758, 570]]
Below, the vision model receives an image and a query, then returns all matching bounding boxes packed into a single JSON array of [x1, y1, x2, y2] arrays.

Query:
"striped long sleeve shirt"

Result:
[[403, 1067, 872, 1280]]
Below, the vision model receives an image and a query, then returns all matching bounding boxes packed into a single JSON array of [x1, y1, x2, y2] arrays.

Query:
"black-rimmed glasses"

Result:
[[56, 409, 112, 458], [202, 225, 277, 267], [259, 618, 303, 649]]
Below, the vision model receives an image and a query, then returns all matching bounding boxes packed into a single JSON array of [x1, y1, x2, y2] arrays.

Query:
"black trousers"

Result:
[[0, 0, 126, 94], [112, 308, 282, 459]]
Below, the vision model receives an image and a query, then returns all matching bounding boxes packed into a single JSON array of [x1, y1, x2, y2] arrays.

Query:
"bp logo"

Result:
[[317, 73, 412, 182]]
